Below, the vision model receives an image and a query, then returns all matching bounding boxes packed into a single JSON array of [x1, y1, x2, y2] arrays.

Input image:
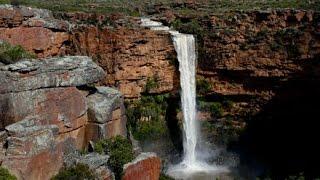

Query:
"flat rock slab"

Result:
[[0, 56, 105, 94]]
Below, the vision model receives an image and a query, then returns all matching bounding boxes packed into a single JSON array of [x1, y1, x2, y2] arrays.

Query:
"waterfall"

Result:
[[172, 34, 198, 165], [141, 17, 199, 165], [141, 18, 227, 178]]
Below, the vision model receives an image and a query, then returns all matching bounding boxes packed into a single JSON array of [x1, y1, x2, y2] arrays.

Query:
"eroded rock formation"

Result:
[[0, 56, 127, 179]]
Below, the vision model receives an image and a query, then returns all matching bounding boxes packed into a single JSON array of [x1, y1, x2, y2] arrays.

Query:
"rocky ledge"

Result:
[[0, 56, 128, 179]]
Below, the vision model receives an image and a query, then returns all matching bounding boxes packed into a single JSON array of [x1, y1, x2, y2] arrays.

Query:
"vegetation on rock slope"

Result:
[[94, 136, 134, 180], [51, 164, 96, 180], [0, 0, 318, 15], [0, 41, 35, 65], [0, 167, 17, 180]]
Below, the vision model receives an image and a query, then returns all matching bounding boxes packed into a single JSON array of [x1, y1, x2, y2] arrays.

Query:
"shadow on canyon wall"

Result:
[[230, 55, 320, 179]]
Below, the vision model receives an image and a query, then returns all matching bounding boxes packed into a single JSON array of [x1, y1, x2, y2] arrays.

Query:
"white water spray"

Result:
[[172, 34, 198, 165], [141, 18, 228, 178]]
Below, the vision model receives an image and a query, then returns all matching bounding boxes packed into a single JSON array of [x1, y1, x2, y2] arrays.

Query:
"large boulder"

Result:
[[87, 87, 123, 124], [86, 87, 127, 142], [1, 116, 77, 180], [2, 140, 72, 180], [122, 152, 161, 180], [0, 56, 105, 94]]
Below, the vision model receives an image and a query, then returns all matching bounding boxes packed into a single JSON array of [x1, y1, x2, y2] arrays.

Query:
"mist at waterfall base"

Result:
[[141, 18, 229, 179]]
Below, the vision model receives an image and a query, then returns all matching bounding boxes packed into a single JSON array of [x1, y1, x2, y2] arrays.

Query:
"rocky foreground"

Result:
[[0, 56, 160, 180]]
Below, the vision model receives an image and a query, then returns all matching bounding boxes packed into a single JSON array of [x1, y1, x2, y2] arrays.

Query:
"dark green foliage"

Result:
[[10, 0, 19, 6], [198, 101, 223, 118], [210, 102, 223, 117], [51, 164, 95, 180], [222, 99, 234, 110], [126, 94, 170, 141], [145, 77, 158, 93], [196, 78, 211, 95], [172, 19, 205, 40], [94, 136, 134, 180], [159, 173, 175, 180], [0, 42, 35, 64], [275, 28, 303, 58], [0, 167, 17, 180]]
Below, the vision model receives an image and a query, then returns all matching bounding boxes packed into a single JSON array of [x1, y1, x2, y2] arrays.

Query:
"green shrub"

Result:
[[0, 42, 35, 65], [94, 136, 134, 180], [210, 102, 223, 117], [198, 101, 223, 118], [51, 164, 95, 180], [145, 77, 158, 93], [159, 173, 175, 180], [126, 94, 170, 141], [0, 167, 17, 180], [196, 78, 211, 95]]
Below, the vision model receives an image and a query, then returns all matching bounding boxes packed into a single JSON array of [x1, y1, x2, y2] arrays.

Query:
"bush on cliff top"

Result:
[[51, 163, 95, 180], [0, 41, 35, 65], [0, 167, 17, 180], [94, 136, 134, 180]]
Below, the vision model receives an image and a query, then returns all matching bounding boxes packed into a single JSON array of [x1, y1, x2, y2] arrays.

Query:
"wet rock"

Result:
[[0, 56, 105, 94], [122, 152, 161, 180]]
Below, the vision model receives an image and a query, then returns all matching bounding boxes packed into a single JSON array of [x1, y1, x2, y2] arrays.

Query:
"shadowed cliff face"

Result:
[[233, 55, 320, 178]]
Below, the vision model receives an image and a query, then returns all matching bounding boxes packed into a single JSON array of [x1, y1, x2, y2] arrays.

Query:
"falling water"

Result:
[[172, 34, 198, 165], [141, 18, 228, 179]]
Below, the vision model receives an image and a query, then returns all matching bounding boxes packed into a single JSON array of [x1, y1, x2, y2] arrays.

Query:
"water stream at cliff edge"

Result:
[[141, 18, 228, 179]]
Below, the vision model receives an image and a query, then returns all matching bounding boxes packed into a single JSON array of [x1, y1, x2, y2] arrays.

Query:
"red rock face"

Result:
[[2, 141, 65, 180], [71, 26, 179, 99], [0, 27, 69, 57], [0, 87, 87, 131], [122, 153, 161, 180]]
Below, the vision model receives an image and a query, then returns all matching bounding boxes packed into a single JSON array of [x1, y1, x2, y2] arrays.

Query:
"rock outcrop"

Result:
[[0, 5, 70, 57], [0, 56, 127, 180], [0, 5, 179, 99], [122, 152, 161, 180], [86, 87, 127, 142], [0, 56, 104, 94]]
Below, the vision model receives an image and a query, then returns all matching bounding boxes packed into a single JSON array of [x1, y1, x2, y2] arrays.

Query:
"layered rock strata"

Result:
[[0, 5, 179, 99]]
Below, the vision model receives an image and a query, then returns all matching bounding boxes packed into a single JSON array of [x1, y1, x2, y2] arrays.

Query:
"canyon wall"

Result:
[[0, 5, 179, 99], [1, 4, 320, 177]]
